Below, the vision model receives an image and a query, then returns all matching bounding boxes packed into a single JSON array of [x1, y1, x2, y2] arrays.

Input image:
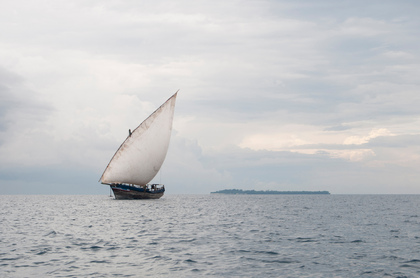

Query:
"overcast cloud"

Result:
[[1, 0, 420, 194]]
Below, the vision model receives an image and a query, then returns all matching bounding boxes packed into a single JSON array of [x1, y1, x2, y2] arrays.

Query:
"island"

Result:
[[211, 189, 330, 195]]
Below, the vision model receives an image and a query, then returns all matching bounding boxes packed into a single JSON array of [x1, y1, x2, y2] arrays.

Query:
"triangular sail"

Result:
[[100, 92, 177, 186]]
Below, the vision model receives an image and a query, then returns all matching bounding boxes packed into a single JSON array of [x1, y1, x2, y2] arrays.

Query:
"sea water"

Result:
[[1, 194, 419, 277]]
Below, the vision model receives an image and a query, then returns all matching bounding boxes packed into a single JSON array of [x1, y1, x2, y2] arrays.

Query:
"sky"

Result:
[[1, 0, 420, 195]]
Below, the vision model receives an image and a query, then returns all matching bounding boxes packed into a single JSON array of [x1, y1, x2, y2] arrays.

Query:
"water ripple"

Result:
[[0, 194, 419, 277]]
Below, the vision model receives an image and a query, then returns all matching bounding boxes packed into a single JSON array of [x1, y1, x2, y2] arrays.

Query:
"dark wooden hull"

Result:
[[110, 184, 164, 199]]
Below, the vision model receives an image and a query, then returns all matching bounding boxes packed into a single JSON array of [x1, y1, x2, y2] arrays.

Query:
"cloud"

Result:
[[162, 137, 420, 194], [368, 134, 420, 148], [1, 0, 420, 194], [343, 128, 393, 145], [0, 67, 52, 138], [337, 17, 389, 37], [155, 133, 232, 194]]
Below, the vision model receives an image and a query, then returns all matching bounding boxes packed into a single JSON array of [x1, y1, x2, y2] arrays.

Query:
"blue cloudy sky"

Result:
[[1, 0, 420, 194]]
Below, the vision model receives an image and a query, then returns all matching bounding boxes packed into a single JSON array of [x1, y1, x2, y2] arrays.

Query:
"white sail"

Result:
[[100, 92, 177, 186]]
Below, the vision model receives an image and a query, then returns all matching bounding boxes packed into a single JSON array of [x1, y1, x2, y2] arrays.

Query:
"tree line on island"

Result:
[[211, 189, 330, 195]]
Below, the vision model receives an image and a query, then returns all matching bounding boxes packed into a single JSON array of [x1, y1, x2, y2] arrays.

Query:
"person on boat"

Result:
[[129, 129, 132, 137]]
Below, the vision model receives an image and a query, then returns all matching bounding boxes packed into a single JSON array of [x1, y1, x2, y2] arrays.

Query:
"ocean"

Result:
[[1, 194, 419, 277]]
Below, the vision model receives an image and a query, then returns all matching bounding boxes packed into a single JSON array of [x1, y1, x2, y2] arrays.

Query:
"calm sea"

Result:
[[1, 194, 419, 277]]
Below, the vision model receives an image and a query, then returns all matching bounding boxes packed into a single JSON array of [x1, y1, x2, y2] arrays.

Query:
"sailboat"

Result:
[[99, 92, 178, 199]]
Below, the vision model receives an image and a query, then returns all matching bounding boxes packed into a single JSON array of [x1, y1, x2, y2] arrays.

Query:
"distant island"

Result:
[[211, 189, 330, 195]]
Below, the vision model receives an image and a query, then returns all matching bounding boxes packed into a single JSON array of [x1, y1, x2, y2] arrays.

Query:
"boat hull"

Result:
[[110, 184, 164, 200]]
